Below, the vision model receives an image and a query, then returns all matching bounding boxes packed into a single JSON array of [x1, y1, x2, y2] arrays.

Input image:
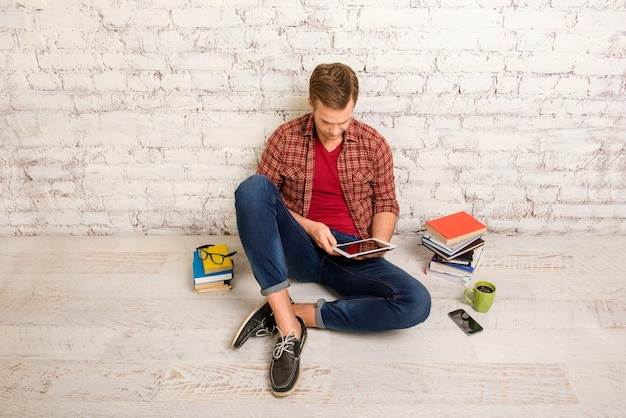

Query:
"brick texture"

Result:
[[1, 1, 624, 236]]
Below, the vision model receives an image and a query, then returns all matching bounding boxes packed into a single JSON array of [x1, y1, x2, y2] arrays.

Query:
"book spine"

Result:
[[194, 270, 233, 284]]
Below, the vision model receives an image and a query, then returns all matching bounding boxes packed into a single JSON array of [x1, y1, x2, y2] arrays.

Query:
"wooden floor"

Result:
[[0, 234, 625, 417]]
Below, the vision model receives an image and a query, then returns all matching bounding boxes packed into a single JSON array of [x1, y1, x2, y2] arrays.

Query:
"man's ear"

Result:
[[307, 98, 314, 111]]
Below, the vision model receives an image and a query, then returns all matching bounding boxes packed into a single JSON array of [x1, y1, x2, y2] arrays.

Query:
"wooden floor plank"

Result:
[[0, 234, 625, 416]]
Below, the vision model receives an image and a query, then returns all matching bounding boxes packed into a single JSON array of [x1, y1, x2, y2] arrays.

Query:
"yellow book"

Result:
[[198, 243, 234, 275]]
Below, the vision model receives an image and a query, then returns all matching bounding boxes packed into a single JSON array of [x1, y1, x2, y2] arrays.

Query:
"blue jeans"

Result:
[[234, 174, 431, 332]]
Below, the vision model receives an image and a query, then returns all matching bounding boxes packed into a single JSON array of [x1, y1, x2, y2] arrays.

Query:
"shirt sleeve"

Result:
[[256, 128, 284, 189], [372, 138, 400, 216]]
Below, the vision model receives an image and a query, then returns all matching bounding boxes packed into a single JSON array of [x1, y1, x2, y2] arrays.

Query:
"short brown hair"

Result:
[[309, 63, 359, 110]]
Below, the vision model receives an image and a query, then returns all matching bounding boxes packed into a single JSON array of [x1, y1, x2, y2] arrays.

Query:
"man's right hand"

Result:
[[289, 210, 338, 256]]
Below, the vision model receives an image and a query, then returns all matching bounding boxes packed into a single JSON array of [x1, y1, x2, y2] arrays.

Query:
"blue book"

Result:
[[193, 251, 233, 284]]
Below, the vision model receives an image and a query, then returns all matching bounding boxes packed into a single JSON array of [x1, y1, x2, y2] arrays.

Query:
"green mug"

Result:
[[464, 281, 496, 313]]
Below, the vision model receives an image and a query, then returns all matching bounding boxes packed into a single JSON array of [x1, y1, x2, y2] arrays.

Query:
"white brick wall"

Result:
[[1, 1, 624, 236]]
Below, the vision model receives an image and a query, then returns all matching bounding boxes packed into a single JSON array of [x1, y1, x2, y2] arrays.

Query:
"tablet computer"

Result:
[[333, 238, 397, 258]]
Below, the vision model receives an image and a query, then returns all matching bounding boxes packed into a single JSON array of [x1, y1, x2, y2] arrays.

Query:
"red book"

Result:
[[424, 211, 487, 246]]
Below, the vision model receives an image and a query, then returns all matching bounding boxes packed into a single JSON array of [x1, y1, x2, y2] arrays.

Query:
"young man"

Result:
[[232, 63, 431, 397]]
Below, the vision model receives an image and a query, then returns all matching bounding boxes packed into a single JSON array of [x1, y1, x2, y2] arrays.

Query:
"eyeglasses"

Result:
[[195, 244, 237, 265]]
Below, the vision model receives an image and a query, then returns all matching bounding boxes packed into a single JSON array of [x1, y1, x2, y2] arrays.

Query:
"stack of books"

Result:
[[193, 243, 235, 293], [422, 211, 487, 286]]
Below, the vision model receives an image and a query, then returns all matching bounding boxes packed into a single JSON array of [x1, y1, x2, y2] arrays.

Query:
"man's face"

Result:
[[308, 98, 355, 143]]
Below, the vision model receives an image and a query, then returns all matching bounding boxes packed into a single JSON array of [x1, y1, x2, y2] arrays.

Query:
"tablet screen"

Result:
[[333, 238, 396, 258]]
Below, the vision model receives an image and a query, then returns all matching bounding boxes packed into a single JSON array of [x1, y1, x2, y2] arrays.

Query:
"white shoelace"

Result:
[[254, 325, 275, 337], [273, 333, 297, 359]]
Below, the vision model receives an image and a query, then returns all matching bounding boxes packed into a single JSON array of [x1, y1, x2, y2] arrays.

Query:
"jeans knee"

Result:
[[235, 175, 277, 214], [235, 174, 269, 200], [398, 283, 431, 328]]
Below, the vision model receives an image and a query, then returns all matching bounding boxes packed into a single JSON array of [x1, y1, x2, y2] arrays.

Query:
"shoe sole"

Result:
[[231, 300, 269, 349], [271, 318, 307, 397]]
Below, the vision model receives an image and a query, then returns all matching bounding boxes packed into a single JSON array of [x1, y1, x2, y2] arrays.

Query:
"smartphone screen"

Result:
[[448, 309, 483, 335]]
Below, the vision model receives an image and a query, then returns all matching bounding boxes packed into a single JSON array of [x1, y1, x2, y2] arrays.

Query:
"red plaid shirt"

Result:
[[257, 113, 399, 239]]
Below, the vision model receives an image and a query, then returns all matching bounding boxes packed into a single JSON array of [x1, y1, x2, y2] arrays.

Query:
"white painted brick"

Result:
[[551, 203, 620, 219], [367, 54, 435, 73], [18, 32, 51, 51], [550, 0, 588, 7], [433, 185, 466, 203], [258, 74, 297, 93], [458, 74, 494, 94], [588, 77, 623, 98], [35, 9, 101, 30], [231, 73, 262, 92], [479, 32, 516, 52], [432, 9, 502, 29], [398, 186, 432, 203], [518, 76, 558, 96], [171, 8, 243, 28], [8, 0, 92, 8], [197, 112, 278, 147], [305, 7, 351, 29], [201, 93, 265, 112], [503, 10, 573, 30], [389, 75, 425, 94], [101, 8, 170, 28], [169, 53, 232, 71], [82, 212, 112, 225], [102, 53, 167, 71], [436, 53, 505, 73], [274, 7, 308, 27], [12, 93, 74, 111], [553, 32, 593, 54], [334, 31, 394, 51], [422, 29, 480, 52], [38, 53, 100, 71], [192, 72, 228, 92], [134, 91, 202, 112], [359, 96, 411, 113], [358, 8, 430, 29], [289, 30, 332, 50], [190, 29, 244, 51], [424, 75, 458, 95], [0, 32, 15, 50], [1, 2, 624, 237], [515, 32, 556, 53], [158, 30, 194, 50], [26, 72, 62, 90], [241, 7, 275, 26], [0, 10, 33, 30], [0, 53, 38, 71], [507, 52, 577, 74], [555, 77, 592, 98], [575, 11, 626, 32], [574, 57, 625, 76], [93, 72, 127, 91], [61, 73, 94, 91], [127, 71, 160, 91], [160, 73, 194, 91]]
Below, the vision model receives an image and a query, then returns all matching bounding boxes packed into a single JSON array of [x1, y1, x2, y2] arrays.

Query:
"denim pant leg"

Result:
[[313, 255, 432, 332], [235, 174, 431, 332], [235, 174, 322, 296]]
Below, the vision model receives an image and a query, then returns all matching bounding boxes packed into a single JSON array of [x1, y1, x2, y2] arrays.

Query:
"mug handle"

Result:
[[464, 289, 474, 305]]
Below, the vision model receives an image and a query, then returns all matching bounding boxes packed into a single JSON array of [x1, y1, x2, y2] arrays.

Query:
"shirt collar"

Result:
[[303, 113, 358, 143]]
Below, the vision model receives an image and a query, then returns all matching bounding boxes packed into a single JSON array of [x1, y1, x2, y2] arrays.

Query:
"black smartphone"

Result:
[[448, 309, 483, 335]]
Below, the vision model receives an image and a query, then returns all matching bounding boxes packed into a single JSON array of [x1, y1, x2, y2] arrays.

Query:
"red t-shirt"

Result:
[[306, 138, 359, 237]]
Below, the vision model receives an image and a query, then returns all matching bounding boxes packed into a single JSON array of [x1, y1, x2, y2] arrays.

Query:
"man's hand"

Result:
[[306, 221, 338, 255], [289, 210, 338, 255]]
